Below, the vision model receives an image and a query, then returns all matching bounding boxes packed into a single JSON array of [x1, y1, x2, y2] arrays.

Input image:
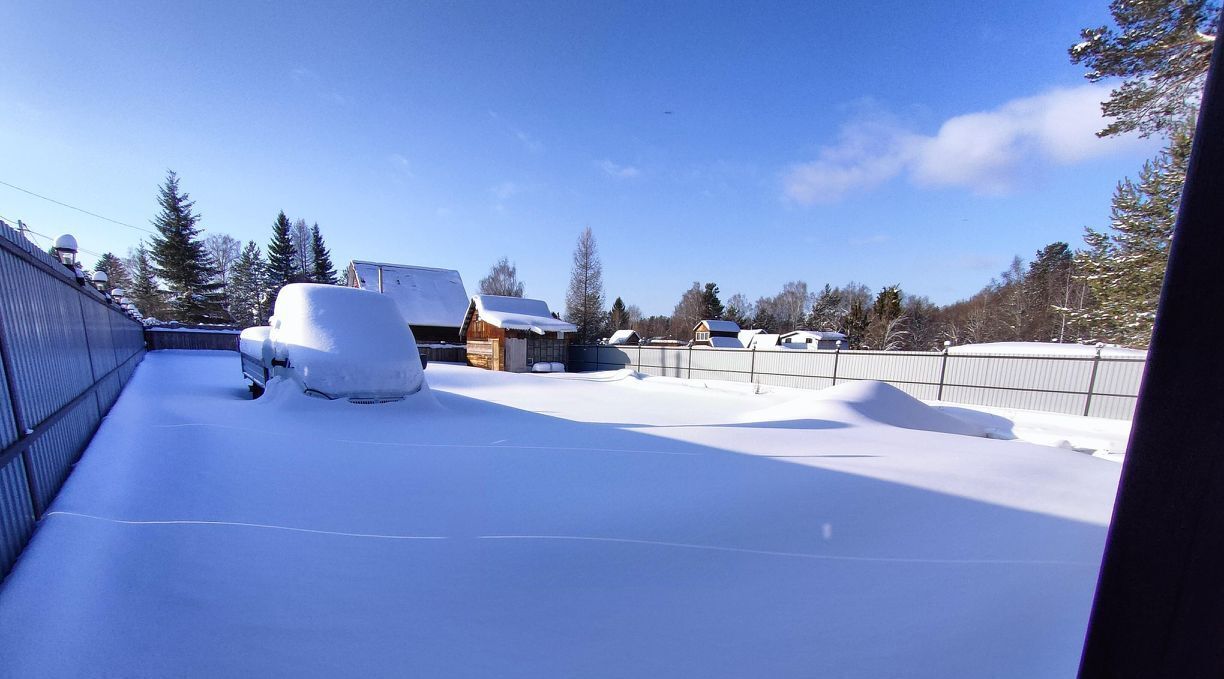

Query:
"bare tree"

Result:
[[478, 256, 525, 296], [564, 227, 606, 343], [669, 282, 704, 339], [204, 233, 241, 298], [290, 218, 313, 280]]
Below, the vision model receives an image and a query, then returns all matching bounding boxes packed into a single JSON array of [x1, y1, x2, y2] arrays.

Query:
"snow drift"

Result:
[[744, 380, 989, 437], [269, 284, 424, 399]]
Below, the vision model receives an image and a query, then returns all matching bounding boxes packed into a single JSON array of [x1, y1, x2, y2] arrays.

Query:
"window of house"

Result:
[[696, 331, 710, 341]]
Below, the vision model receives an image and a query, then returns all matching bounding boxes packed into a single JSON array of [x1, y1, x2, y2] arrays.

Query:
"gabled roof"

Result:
[[460, 295, 578, 335], [737, 329, 764, 346], [349, 260, 469, 328], [608, 329, 640, 344], [697, 319, 740, 333], [747, 333, 780, 349], [707, 336, 744, 348]]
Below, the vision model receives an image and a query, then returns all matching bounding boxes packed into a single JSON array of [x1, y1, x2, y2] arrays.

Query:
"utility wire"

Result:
[[0, 179, 155, 234]]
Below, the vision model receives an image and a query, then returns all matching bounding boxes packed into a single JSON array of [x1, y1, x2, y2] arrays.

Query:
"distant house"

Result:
[[460, 295, 577, 372], [607, 329, 640, 345], [746, 333, 781, 349], [780, 330, 847, 350], [693, 320, 743, 348], [737, 329, 764, 347], [346, 260, 469, 343]]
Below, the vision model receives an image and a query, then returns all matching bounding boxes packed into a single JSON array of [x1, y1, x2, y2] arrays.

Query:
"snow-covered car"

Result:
[[240, 283, 426, 402]]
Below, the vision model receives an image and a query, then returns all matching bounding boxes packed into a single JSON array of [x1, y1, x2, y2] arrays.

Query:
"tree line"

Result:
[[88, 171, 339, 326]]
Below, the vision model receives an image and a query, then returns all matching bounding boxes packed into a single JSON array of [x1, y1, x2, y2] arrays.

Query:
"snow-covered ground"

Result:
[[0, 352, 1123, 678]]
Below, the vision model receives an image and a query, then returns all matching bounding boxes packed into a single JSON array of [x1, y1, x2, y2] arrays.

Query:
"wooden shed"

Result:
[[460, 295, 577, 372], [607, 329, 640, 345], [693, 319, 743, 348]]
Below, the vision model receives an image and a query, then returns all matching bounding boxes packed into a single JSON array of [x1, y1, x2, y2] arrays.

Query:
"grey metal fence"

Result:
[[146, 327, 240, 351], [568, 344, 1144, 420], [0, 220, 145, 579]]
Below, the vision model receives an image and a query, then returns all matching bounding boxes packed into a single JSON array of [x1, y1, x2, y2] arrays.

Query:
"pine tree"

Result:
[[1024, 242, 1075, 341], [564, 227, 606, 343], [699, 283, 724, 320], [92, 252, 132, 292], [1071, 0, 1217, 137], [478, 256, 525, 296], [309, 224, 338, 285], [1072, 124, 1192, 346], [266, 211, 298, 307], [843, 298, 870, 349], [148, 171, 226, 323], [807, 284, 845, 331], [609, 297, 630, 331], [127, 241, 167, 320], [867, 285, 907, 350], [229, 241, 269, 327]]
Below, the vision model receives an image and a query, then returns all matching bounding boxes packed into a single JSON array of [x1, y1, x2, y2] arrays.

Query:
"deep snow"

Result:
[[0, 352, 1122, 678]]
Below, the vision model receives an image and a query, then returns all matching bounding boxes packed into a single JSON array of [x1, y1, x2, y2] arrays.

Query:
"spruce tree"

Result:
[[1072, 124, 1192, 346], [266, 211, 298, 307], [229, 241, 269, 327], [699, 283, 724, 320], [564, 227, 606, 343], [92, 252, 132, 292], [127, 241, 167, 320], [609, 297, 629, 331], [807, 284, 845, 331], [843, 298, 871, 349], [148, 171, 226, 323], [309, 224, 338, 285]]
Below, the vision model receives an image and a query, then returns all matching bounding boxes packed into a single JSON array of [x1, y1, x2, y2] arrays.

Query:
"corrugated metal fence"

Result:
[[0, 221, 145, 580], [568, 344, 1144, 420]]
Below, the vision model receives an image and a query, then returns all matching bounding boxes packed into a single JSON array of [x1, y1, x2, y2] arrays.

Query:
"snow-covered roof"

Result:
[[349, 260, 469, 328], [707, 336, 744, 349], [947, 342, 1146, 359], [698, 319, 740, 334], [462, 295, 578, 335], [737, 329, 764, 346], [747, 333, 780, 349], [608, 329, 639, 344], [781, 330, 847, 342]]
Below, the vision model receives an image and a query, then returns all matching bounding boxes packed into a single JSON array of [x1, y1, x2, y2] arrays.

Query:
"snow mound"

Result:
[[745, 380, 989, 436], [269, 284, 424, 399]]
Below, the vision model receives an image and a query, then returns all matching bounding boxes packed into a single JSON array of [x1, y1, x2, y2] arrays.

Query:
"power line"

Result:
[[0, 179, 154, 234]]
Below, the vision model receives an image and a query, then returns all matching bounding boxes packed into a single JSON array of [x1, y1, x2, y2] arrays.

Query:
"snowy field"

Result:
[[0, 351, 1123, 678]]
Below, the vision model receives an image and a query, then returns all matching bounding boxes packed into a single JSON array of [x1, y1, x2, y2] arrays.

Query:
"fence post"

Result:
[[1083, 343, 1104, 417], [687, 345, 693, 379], [749, 346, 757, 384], [937, 341, 951, 401], [636, 344, 641, 372], [832, 340, 841, 385]]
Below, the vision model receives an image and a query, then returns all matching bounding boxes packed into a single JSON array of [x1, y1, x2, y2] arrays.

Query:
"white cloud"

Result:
[[597, 159, 641, 179], [784, 85, 1132, 203]]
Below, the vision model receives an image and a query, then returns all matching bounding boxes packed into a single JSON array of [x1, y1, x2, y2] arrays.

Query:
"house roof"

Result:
[[737, 329, 764, 346], [781, 330, 847, 342], [747, 333, 780, 349], [349, 260, 469, 328], [698, 319, 741, 333], [608, 329, 639, 344], [707, 336, 744, 348], [461, 295, 578, 335]]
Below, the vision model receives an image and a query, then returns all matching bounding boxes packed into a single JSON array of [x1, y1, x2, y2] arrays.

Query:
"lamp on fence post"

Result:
[[53, 234, 78, 267], [937, 340, 951, 402], [1083, 342, 1105, 417], [91, 270, 109, 294]]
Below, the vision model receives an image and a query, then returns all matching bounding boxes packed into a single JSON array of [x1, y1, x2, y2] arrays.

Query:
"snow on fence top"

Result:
[[947, 342, 1146, 359], [462, 295, 577, 335], [270, 284, 424, 397], [348, 260, 469, 329]]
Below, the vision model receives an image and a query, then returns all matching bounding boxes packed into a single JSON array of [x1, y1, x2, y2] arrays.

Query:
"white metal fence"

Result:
[[568, 344, 1144, 421]]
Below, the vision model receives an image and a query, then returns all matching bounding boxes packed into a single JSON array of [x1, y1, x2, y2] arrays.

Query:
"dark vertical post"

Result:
[[832, 341, 841, 386], [636, 344, 641, 372], [1083, 344, 1103, 417], [749, 346, 757, 384], [1079, 16, 1224, 677], [937, 343, 950, 401], [687, 345, 692, 379]]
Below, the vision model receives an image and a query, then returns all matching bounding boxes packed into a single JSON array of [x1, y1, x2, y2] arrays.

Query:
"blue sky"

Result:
[[0, 1, 1155, 315]]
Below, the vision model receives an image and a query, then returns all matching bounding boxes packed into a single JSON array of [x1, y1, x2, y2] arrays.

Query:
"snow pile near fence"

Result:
[[743, 380, 989, 437], [270, 284, 424, 398]]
